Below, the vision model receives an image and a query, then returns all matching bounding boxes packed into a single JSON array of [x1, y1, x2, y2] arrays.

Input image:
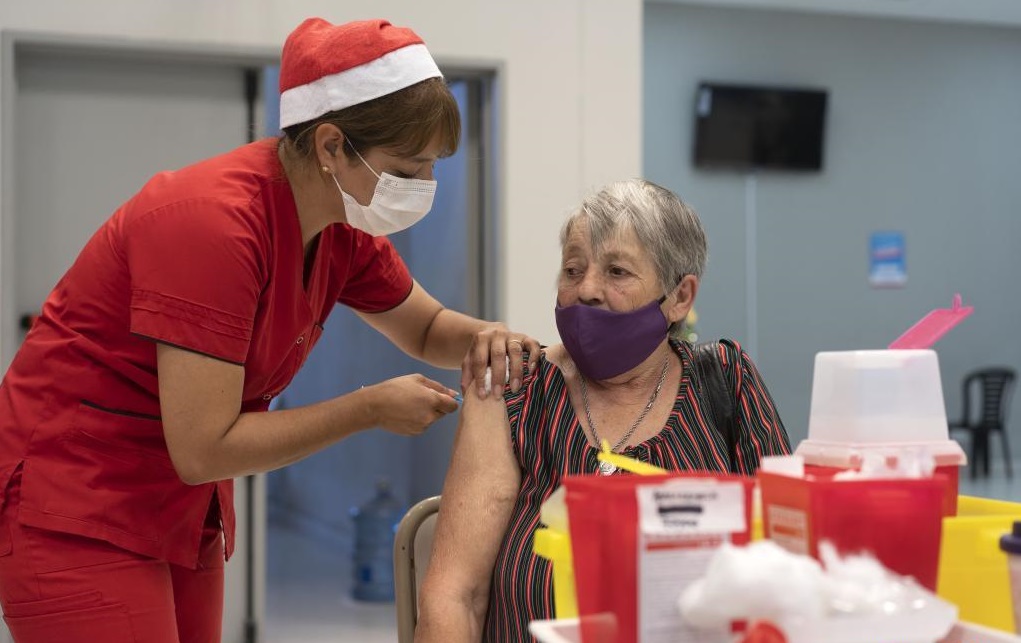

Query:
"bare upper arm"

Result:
[[156, 342, 244, 484], [421, 388, 521, 607]]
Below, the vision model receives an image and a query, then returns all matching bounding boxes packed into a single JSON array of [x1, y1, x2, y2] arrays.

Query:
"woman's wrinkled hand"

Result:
[[362, 374, 460, 436], [460, 326, 541, 399]]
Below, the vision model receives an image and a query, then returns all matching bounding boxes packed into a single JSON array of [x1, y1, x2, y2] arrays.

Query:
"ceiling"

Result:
[[648, 0, 1021, 28]]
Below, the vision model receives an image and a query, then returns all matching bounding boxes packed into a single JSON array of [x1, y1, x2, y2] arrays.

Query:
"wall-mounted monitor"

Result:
[[693, 82, 828, 172]]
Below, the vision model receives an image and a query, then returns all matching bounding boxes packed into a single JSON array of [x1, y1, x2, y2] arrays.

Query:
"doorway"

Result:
[[263, 73, 498, 643]]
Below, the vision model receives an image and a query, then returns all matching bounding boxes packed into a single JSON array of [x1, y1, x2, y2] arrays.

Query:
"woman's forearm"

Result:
[[174, 387, 377, 484], [420, 308, 502, 368], [159, 340, 460, 484], [415, 592, 487, 643]]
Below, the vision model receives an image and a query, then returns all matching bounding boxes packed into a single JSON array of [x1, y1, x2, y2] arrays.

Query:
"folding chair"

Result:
[[393, 495, 440, 643], [948, 367, 1016, 479]]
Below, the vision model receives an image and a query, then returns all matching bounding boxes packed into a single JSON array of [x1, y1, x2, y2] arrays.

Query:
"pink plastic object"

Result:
[[889, 294, 973, 350]]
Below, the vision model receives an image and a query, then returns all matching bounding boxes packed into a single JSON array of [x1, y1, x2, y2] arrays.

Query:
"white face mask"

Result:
[[329, 145, 437, 237]]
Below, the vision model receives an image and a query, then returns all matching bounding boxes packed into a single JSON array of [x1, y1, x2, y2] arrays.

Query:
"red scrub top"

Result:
[[0, 139, 413, 568]]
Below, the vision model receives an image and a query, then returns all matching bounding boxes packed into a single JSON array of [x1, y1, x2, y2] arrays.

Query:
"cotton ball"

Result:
[[819, 542, 912, 616], [481, 358, 512, 395], [679, 541, 828, 629]]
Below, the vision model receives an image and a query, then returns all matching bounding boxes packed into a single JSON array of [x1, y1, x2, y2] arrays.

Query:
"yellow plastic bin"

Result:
[[533, 527, 577, 618], [938, 495, 1021, 633]]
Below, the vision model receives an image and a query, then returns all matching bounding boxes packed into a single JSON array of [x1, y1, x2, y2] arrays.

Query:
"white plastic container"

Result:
[[527, 615, 1017, 643], [796, 349, 966, 470], [528, 618, 583, 643], [808, 350, 948, 443], [940, 621, 1021, 642]]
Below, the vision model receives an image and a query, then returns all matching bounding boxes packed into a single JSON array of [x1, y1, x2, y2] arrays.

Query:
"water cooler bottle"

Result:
[[351, 479, 404, 602]]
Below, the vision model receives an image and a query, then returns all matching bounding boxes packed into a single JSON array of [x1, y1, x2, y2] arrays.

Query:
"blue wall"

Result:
[[267, 80, 473, 548], [644, 4, 1021, 443]]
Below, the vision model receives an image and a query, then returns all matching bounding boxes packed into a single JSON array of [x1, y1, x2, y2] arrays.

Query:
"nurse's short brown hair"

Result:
[[281, 77, 460, 163]]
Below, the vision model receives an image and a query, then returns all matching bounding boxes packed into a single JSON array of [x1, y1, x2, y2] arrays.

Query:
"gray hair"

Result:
[[560, 178, 708, 294]]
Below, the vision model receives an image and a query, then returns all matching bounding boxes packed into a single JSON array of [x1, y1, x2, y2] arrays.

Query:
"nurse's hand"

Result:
[[364, 374, 460, 437], [461, 326, 540, 399]]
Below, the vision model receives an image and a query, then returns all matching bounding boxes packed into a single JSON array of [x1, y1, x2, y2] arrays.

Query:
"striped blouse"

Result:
[[482, 339, 791, 642]]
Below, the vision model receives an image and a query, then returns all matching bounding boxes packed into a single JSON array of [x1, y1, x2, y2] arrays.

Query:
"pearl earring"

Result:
[[321, 165, 331, 174]]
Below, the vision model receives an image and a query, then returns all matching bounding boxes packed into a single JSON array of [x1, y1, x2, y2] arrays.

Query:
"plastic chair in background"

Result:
[[949, 368, 1016, 479], [393, 495, 441, 643]]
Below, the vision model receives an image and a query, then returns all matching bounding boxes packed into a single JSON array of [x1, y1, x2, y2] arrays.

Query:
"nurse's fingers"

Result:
[[459, 328, 539, 398], [368, 375, 459, 437], [505, 335, 541, 392], [421, 377, 460, 413], [460, 328, 503, 398]]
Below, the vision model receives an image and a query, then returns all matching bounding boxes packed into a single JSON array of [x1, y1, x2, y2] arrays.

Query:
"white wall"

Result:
[[0, 3, 641, 641], [652, 0, 1021, 28], [0, 0, 643, 351]]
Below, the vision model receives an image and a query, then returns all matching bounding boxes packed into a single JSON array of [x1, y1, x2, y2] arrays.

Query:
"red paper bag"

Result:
[[564, 472, 755, 643]]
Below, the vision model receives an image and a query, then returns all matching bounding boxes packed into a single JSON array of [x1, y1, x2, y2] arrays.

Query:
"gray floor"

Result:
[[263, 455, 1020, 642], [265, 517, 396, 643], [957, 455, 1021, 502]]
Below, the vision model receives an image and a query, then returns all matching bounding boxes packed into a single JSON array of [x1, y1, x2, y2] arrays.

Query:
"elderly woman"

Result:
[[415, 179, 791, 642]]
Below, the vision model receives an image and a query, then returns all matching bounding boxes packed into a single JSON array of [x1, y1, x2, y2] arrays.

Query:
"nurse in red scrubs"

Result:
[[0, 17, 537, 643]]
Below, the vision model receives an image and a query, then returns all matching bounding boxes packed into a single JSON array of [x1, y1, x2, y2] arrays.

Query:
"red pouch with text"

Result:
[[564, 472, 755, 643]]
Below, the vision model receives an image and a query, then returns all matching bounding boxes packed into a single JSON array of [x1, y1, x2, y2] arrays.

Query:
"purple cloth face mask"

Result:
[[555, 295, 669, 381]]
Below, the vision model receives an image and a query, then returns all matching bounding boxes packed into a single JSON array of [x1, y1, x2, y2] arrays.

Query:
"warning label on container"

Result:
[[766, 505, 809, 555], [637, 480, 746, 536], [636, 480, 745, 643]]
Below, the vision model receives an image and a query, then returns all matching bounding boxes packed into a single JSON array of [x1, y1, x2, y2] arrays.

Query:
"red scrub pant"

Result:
[[0, 468, 224, 642]]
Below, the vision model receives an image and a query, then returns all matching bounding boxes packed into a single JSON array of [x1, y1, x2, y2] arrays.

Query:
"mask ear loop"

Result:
[[328, 172, 345, 195], [320, 161, 349, 205], [345, 139, 382, 180], [331, 140, 377, 207], [663, 274, 689, 303]]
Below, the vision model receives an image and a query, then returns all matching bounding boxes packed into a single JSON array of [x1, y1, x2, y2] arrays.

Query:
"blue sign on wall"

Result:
[[869, 231, 906, 288]]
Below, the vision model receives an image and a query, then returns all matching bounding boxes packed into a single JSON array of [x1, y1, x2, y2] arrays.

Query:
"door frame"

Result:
[[0, 31, 280, 368], [437, 68, 500, 322], [0, 32, 274, 643]]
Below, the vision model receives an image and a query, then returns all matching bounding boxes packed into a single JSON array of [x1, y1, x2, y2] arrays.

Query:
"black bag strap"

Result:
[[691, 341, 739, 470]]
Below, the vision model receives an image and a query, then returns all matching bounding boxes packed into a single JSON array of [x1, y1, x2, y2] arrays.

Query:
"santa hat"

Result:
[[279, 18, 443, 129]]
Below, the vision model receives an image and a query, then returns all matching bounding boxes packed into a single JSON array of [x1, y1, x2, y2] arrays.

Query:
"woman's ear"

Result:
[[313, 124, 344, 167], [665, 275, 698, 325]]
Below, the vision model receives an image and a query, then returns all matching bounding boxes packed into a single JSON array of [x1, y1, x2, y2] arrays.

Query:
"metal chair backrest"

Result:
[[962, 367, 1016, 429], [393, 495, 440, 643]]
